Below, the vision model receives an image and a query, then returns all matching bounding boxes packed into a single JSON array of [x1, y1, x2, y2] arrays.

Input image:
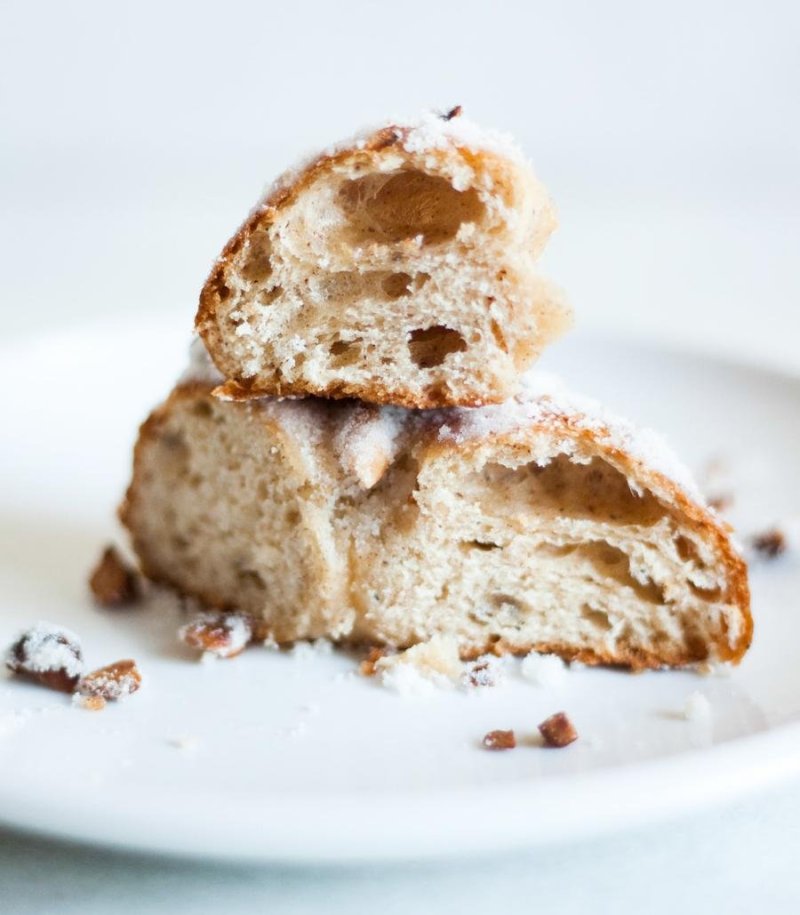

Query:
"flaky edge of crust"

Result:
[[195, 124, 560, 409], [120, 384, 752, 670], [212, 377, 512, 410]]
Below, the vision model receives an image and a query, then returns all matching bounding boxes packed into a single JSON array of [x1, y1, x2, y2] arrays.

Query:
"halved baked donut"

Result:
[[120, 355, 750, 670], [196, 111, 570, 408]]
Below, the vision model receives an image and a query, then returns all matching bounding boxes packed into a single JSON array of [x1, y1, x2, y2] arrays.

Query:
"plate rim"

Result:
[[0, 719, 798, 864]]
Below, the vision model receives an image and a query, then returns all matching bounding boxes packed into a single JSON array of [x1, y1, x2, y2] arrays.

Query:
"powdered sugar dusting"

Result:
[[176, 346, 703, 511], [5, 622, 84, 678], [520, 651, 568, 688], [376, 635, 463, 696], [433, 370, 703, 503], [264, 109, 527, 205], [397, 109, 525, 162], [333, 404, 406, 488], [78, 663, 141, 701]]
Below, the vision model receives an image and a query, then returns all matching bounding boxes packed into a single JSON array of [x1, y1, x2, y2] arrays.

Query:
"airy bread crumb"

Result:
[[196, 112, 570, 408]]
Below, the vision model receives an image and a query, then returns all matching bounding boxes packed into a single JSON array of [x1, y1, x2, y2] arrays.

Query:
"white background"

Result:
[[1, 0, 799, 911]]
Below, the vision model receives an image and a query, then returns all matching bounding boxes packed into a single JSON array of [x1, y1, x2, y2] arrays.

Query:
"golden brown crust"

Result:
[[118, 383, 344, 643], [119, 383, 214, 532], [212, 378, 502, 410], [345, 634, 736, 672]]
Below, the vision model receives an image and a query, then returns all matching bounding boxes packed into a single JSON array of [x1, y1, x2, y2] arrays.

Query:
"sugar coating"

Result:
[[333, 406, 406, 490], [179, 340, 704, 509], [394, 109, 526, 162], [220, 615, 252, 654], [379, 664, 452, 697], [431, 370, 704, 503], [264, 109, 527, 207], [6, 622, 83, 677], [520, 652, 568, 688], [78, 667, 141, 701], [376, 634, 463, 695]]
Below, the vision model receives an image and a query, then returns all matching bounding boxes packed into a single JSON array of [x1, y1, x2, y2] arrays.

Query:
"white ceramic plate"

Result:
[[0, 318, 798, 864]]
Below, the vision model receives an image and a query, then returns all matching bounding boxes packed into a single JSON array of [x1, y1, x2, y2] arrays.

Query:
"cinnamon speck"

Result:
[[441, 105, 463, 121], [751, 528, 787, 559], [466, 660, 499, 688]]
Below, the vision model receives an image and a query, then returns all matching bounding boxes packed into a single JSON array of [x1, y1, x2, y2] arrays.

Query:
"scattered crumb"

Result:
[[89, 546, 140, 608], [299, 703, 320, 716], [707, 494, 733, 513], [482, 729, 516, 750], [359, 646, 391, 677], [441, 104, 463, 121], [378, 663, 449, 697], [5, 622, 84, 692], [285, 721, 308, 739], [376, 635, 463, 695], [520, 652, 567, 688], [73, 693, 106, 711], [77, 659, 142, 701], [683, 690, 712, 723], [751, 528, 787, 559], [179, 611, 254, 659], [538, 711, 579, 748], [463, 655, 504, 688]]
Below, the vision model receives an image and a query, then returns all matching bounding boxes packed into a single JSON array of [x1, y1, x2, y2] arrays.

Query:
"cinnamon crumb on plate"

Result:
[[5, 623, 84, 692], [482, 729, 516, 750], [538, 712, 578, 748], [77, 659, 142, 701], [89, 546, 140, 608]]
